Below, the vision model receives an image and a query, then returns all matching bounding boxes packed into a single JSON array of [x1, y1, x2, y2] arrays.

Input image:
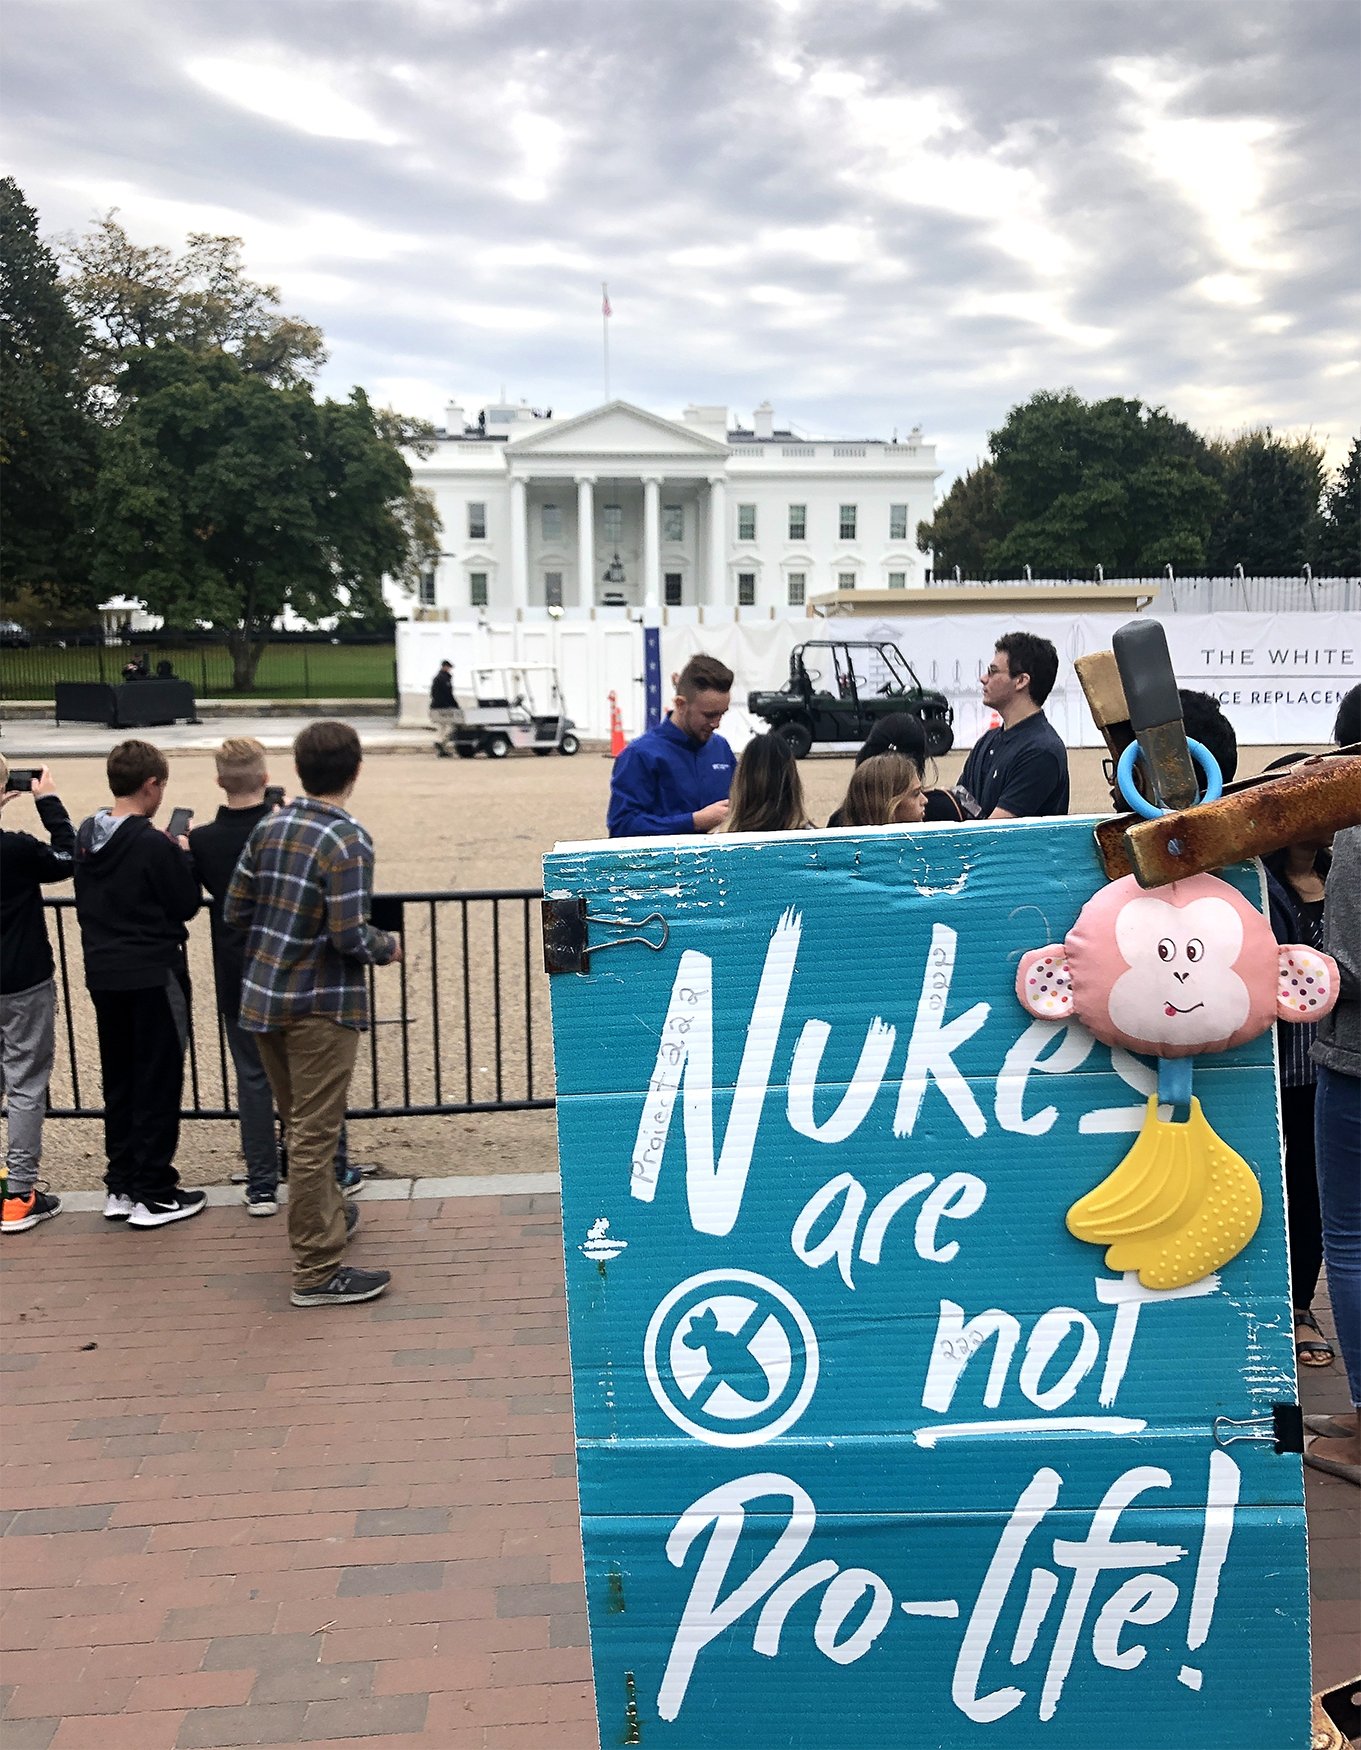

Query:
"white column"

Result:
[[575, 475, 595, 608], [642, 475, 661, 611], [509, 475, 529, 611], [706, 475, 727, 607]]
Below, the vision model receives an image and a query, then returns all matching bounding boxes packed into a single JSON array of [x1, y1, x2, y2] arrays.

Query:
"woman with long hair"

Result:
[[830, 751, 925, 827], [723, 733, 812, 833]]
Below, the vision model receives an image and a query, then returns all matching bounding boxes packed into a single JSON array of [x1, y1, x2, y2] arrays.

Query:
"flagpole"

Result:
[[601, 281, 611, 402]]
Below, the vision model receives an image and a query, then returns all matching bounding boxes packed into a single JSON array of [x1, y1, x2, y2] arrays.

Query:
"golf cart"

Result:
[[747, 639, 954, 758], [447, 664, 580, 759]]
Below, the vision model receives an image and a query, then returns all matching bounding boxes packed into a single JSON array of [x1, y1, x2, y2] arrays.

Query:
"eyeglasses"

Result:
[[984, 664, 1011, 679]]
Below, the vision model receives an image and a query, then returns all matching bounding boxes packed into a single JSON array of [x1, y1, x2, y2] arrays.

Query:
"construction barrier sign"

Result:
[[544, 817, 1311, 1748]]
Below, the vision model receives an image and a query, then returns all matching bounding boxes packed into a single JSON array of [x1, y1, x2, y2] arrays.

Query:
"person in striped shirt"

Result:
[[226, 721, 401, 1307]]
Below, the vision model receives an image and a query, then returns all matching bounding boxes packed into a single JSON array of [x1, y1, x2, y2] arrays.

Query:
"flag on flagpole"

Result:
[[601, 283, 612, 318]]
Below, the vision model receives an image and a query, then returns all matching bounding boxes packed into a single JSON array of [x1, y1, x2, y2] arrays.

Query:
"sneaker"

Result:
[[103, 1192, 134, 1221], [291, 1265, 389, 1308], [344, 1201, 360, 1239], [127, 1189, 208, 1229], [244, 1189, 279, 1217], [2, 1189, 61, 1233], [336, 1164, 363, 1195]]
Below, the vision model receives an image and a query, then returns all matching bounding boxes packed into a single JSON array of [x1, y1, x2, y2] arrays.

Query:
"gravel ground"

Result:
[[10, 736, 1313, 1191]]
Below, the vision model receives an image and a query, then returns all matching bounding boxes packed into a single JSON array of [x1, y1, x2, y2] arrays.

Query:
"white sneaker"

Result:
[[127, 1190, 208, 1229], [103, 1193, 134, 1221]]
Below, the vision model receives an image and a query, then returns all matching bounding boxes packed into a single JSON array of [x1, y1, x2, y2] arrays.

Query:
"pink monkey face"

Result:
[[1016, 872, 1339, 1058]]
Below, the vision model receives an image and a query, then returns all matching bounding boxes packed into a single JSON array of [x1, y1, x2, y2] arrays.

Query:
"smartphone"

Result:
[[3, 767, 41, 793], [167, 806, 194, 838], [264, 784, 285, 808]]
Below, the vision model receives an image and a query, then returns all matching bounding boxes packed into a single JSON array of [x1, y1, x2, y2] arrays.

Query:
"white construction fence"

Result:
[[396, 611, 1357, 750]]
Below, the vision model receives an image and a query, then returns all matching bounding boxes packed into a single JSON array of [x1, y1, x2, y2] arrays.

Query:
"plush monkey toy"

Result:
[[1016, 872, 1338, 1289]]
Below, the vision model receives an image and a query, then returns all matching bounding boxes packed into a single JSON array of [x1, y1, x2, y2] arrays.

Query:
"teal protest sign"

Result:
[[543, 819, 1310, 1748]]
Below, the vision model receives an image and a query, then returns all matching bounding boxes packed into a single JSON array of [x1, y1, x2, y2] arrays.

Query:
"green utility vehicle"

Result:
[[747, 639, 954, 758]]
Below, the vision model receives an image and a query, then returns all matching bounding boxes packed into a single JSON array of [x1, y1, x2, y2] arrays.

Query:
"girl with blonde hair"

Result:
[[830, 751, 926, 828]]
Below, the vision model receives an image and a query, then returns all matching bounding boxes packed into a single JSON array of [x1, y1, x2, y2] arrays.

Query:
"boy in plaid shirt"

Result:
[[227, 721, 400, 1306]]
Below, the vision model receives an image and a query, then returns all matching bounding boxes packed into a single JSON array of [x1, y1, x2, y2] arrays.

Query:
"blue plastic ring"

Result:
[[1117, 737, 1223, 819]]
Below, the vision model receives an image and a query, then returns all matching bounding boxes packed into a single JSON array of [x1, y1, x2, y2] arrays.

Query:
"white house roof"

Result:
[[504, 399, 730, 459]]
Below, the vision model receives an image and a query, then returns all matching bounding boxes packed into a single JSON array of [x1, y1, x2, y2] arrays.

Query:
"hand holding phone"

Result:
[[264, 784, 285, 809], [167, 806, 194, 839], [3, 766, 41, 794]]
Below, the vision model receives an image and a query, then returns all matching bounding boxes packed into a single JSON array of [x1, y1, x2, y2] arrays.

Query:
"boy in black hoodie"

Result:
[[74, 739, 204, 1228]]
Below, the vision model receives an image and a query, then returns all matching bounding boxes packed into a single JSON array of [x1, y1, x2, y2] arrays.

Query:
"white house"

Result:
[[396, 398, 941, 618]]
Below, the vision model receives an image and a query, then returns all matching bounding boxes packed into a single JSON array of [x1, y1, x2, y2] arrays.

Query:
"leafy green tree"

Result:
[[62, 214, 325, 405], [91, 346, 439, 689], [1313, 436, 1360, 575], [916, 460, 1010, 577], [1203, 429, 1325, 574], [985, 391, 1223, 575], [0, 177, 99, 615]]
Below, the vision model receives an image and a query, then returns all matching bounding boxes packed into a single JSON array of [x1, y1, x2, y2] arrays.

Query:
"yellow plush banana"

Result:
[[1066, 1096, 1262, 1290]]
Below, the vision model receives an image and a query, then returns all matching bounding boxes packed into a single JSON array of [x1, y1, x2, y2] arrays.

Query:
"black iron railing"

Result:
[[43, 889, 553, 1120]]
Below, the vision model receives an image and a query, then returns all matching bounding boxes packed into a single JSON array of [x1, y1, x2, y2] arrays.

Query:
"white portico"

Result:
[[402, 398, 941, 617]]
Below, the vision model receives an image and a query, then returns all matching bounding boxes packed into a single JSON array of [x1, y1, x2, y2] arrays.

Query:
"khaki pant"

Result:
[[256, 1018, 359, 1290], [431, 708, 459, 749]]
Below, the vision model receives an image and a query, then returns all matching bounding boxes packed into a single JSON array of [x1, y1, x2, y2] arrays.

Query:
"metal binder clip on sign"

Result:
[[1112, 619, 1201, 813]]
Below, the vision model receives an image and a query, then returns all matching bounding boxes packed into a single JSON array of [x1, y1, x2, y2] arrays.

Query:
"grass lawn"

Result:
[[0, 640, 397, 700]]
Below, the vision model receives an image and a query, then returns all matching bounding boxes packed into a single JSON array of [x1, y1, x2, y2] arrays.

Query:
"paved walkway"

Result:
[[0, 714, 433, 760], [1, 1190, 1356, 1748]]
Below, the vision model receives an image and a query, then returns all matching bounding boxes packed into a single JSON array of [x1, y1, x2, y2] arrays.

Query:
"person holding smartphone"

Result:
[[74, 739, 203, 1229], [0, 758, 74, 1233]]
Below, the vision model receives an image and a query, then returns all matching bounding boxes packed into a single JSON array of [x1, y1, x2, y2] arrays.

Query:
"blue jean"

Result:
[[1315, 1065, 1361, 1405]]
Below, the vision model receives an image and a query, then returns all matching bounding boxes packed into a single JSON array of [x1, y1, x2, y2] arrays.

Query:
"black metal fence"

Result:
[[43, 889, 554, 1120], [2, 637, 398, 702]]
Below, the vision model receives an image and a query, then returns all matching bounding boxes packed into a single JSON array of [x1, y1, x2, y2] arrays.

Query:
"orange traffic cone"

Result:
[[608, 691, 627, 758], [986, 709, 1003, 729]]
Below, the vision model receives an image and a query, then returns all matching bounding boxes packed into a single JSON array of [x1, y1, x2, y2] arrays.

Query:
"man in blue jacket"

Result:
[[607, 654, 735, 837]]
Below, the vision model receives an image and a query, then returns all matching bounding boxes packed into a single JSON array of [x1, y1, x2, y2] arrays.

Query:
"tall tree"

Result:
[[0, 177, 99, 614], [62, 214, 325, 406], [915, 460, 1010, 577], [1203, 429, 1326, 574], [985, 391, 1223, 575], [1312, 436, 1360, 575], [90, 346, 438, 688]]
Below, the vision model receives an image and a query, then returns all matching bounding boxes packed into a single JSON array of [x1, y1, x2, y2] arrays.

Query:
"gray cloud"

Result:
[[3, 0, 1357, 481]]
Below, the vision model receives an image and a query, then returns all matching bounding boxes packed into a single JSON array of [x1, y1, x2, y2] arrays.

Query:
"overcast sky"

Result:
[[4, 0, 1358, 485]]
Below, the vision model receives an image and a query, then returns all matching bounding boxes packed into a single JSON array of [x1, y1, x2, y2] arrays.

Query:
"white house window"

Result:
[[737, 504, 757, 541], [787, 571, 806, 606], [603, 504, 623, 542], [544, 570, 563, 608], [470, 571, 488, 607], [664, 572, 683, 606], [738, 572, 757, 606], [788, 503, 806, 541], [838, 571, 857, 590], [468, 501, 487, 540], [888, 571, 907, 590], [889, 504, 908, 540], [839, 504, 857, 541], [662, 504, 684, 543], [542, 504, 563, 542], [418, 571, 436, 606]]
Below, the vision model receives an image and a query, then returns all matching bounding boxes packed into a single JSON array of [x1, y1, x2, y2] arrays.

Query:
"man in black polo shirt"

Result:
[[959, 631, 1069, 819]]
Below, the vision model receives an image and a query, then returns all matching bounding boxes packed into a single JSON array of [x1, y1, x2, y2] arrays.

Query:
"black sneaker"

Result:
[[244, 1188, 279, 1217], [344, 1201, 360, 1239], [127, 1189, 208, 1229], [290, 1265, 390, 1308]]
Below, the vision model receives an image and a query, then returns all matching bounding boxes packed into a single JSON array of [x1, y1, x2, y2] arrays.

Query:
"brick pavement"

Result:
[[1, 1192, 1356, 1749]]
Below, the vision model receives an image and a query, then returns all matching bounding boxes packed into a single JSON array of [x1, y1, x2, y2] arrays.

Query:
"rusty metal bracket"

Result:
[[1096, 756, 1361, 886], [541, 898, 670, 974]]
